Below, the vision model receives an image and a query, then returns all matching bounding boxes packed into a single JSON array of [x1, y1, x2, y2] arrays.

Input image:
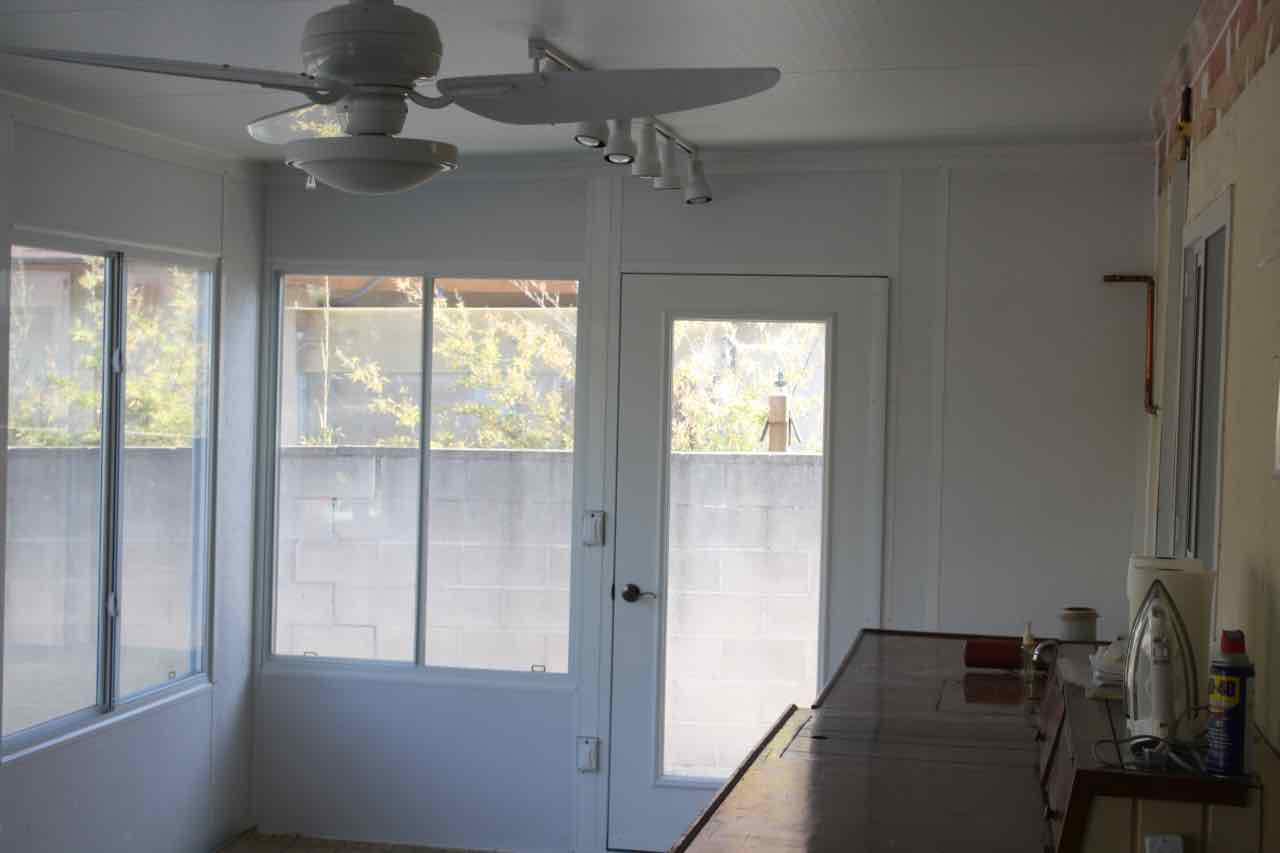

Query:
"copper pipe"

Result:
[[1104, 274, 1158, 415]]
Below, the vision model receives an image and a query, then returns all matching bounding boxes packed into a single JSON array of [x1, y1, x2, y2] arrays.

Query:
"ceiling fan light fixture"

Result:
[[572, 119, 608, 148], [604, 118, 636, 165], [683, 154, 712, 204], [284, 136, 458, 195], [652, 135, 683, 190], [631, 118, 661, 178]]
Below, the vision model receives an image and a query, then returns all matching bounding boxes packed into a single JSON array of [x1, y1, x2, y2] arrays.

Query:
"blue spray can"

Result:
[[1206, 629, 1254, 777]]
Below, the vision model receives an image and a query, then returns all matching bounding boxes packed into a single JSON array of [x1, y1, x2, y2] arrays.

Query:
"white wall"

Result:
[[259, 143, 1152, 852], [940, 161, 1150, 637], [0, 91, 262, 853]]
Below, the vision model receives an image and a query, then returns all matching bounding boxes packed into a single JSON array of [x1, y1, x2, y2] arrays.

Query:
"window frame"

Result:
[[258, 262, 585, 689], [1154, 187, 1232, 566], [1, 233, 221, 756]]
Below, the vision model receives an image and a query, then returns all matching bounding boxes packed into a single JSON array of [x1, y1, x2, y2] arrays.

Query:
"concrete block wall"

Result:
[[3, 447, 201, 733], [274, 445, 823, 754], [274, 447, 574, 671], [664, 453, 823, 776], [7, 444, 823, 764]]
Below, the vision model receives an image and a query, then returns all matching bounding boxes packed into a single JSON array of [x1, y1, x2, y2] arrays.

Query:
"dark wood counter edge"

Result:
[[813, 628, 1021, 708], [668, 704, 801, 853]]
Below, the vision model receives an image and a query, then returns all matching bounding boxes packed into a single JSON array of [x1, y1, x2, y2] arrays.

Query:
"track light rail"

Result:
[[529, 38, 699, 158]]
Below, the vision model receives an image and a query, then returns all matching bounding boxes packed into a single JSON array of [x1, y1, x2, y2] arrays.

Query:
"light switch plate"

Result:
[[581, 509, 606, 546], [576, 736, 600, 772], [1144, 834, 1184, 853]]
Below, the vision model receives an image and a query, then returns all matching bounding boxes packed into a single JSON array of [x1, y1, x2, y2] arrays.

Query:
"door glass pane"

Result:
[[3, 246, 105, 735], [424, 278, 578, 673], [274, 275, 424, 661], [117, 258, 216, 696], [663, 320, 827, 778]]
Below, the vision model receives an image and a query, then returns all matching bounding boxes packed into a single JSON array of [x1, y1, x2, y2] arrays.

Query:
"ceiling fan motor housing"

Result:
[[302, 0, 442, 87], [340, 92, 409, 136]]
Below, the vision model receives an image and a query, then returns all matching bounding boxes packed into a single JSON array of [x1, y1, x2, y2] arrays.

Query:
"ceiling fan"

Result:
[[0, 0, 780, 195]]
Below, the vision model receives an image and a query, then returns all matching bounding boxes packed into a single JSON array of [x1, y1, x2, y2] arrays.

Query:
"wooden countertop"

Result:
[[672, 629, 1049, 852]]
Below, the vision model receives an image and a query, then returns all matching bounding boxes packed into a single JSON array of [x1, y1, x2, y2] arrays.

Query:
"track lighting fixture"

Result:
[[631, 118, 661, 178], [683, 153, 712, 204], [604, 118, 636, 165], [573, 119, 608, 148], [653, 135, 683, 190]]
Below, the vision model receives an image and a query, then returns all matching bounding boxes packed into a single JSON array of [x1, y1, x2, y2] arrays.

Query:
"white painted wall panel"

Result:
[[940, 161, 1150, 639], [268, 176, 587, 265], [12, 123, 223, 256], [884, 169, 948, 629], [208, 176, 263, 844], [2, 691, 214, 853], [620, 170, 896, 269], [254, 676, 573, 852], [0, 94, 260, 853]]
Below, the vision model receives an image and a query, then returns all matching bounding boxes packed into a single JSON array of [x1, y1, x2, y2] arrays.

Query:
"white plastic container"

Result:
[[1059, 606, 1098, 642]]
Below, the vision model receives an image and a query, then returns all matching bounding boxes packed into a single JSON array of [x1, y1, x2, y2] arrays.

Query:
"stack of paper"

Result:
[[1087, 636, 1128, 699]]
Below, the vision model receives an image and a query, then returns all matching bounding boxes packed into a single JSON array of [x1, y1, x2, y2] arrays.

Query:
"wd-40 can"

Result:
[[1206, 629, 1254, 777]]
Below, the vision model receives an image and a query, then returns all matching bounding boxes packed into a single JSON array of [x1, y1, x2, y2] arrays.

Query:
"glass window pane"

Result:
[[662, 320, 826, 778], [424, 278, 578, 673], [3, 246, 105, 735], [274, 275, 424, 661], [117, 258, 215, 697]]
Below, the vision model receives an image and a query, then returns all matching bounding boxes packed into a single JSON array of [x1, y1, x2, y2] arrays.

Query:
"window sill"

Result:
[[1, 677, 212, 765], [260, 656, 577, 694]]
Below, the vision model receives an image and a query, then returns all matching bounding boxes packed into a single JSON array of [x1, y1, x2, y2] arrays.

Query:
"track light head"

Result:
[[652, 134, 683, 190], [683, 154, 712, 204], [631, 118, 661, 178], [604, 118, 636, 165], [572, 119, 607, 148]]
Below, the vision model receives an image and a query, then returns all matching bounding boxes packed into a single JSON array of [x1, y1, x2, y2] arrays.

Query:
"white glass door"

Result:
[[607, 274, 888, 851]]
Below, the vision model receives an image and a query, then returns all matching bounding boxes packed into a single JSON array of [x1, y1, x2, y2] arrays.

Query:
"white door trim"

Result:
[[572, 171, 901, 853]]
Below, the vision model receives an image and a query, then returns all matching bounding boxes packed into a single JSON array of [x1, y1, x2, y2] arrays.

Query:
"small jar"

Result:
[[1059, 607, 1098, 642]]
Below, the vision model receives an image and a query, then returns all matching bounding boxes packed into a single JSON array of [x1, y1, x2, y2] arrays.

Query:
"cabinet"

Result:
[[1037, 646, 1264, 852]]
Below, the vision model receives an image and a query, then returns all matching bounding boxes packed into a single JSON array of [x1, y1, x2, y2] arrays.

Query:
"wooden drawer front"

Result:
[[1045, 744, 1075, 850], [1038, 685, 1066, 785]]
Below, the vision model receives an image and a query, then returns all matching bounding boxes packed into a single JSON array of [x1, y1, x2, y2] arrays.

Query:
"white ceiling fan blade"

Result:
[[0, 45, 344, 98], [437, 67, 780, 125], [247, 103, 344, 145]]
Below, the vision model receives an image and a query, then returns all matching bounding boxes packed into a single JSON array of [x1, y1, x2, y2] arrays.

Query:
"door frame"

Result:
[[604, 273, 888, 851], [569, 170, 897, 853], [572, 234, 891, 852]]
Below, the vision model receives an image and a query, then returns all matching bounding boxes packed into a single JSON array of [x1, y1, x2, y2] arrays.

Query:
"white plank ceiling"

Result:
[[0, 0, 1198, 160]]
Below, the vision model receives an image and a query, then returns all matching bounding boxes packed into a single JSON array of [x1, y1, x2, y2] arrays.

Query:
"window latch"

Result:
[[105, 591, 118, 619], [111, 347, 124, 374]]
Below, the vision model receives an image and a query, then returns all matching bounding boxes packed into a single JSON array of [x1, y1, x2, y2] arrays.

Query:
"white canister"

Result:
[[1059, 607, 1099, 642]]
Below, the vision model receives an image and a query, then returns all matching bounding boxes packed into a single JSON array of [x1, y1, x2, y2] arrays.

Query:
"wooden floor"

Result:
[[220, 832, 483, 852]]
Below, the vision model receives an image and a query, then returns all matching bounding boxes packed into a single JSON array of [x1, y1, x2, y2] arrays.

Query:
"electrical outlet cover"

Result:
[[1144, 834, 1184, 853]]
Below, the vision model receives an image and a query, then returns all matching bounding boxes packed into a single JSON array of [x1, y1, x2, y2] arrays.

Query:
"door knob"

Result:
[[620, 583, 657, 603]]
